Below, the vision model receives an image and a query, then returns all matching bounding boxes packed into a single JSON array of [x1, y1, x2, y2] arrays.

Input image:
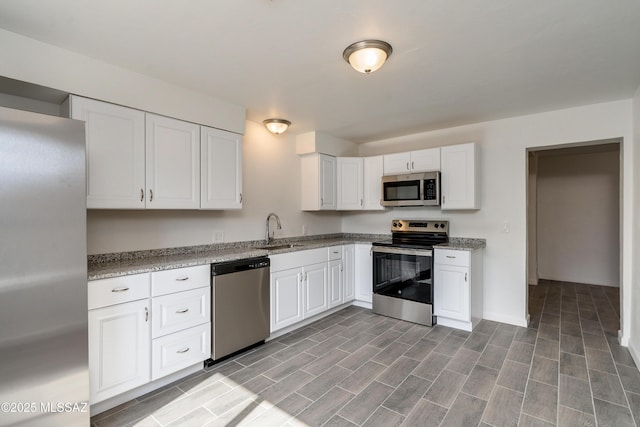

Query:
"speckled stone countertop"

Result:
[[88, 233, 390, 280], [435, 237, 486, 251]]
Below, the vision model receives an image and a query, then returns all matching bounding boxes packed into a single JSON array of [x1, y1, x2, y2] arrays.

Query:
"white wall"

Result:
[[0, 29, 245, 134], [87, 120, 342, 254], [630, 86, 640, 364], [346, 100, 633, 331], [536, 149, 619, 286]]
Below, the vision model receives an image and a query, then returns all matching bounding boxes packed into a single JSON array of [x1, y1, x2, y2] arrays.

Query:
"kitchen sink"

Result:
[[256, 243, 305, 250]]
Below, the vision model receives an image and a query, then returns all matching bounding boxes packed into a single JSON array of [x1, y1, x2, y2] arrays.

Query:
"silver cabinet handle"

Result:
[[406, 162, 410, 170], [140, 188, 144, 202], [340, 265, 343, 272], [442, 195, 445, 204], [176, 308, 189, 314], [411, 161, 414, 170], [111, 287, 129, 293], [145, 307, 149, 322], [446, 255, 456, 259], [360, 198, 363, 206], [465, 272, 468, 282], [239, 193, 243, 203], [177, 347, 190, 354], [149, 189, 153, 202], [176, 276, 189, 281], [320, 198, 324, 206]]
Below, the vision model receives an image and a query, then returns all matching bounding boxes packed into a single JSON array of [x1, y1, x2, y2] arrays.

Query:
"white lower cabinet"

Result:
[[328, 259, 344, 308], [434, 248, 483, 331], [354, 243, 373, 304], [271, 268, 304, 331], [88, 274, 151, 405], [88, 265, 211, 406], [303, 263, 329, 317], [151, 323, 210, 381]]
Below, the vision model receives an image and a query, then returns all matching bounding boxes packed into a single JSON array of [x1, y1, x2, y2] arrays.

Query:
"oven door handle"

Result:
[[372, 246, 433, 257]]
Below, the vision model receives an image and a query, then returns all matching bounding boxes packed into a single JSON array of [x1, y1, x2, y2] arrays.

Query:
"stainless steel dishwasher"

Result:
[[207, 257, 270, 363]]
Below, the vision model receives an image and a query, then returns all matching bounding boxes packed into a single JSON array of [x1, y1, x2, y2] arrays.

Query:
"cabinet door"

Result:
[[201, 126, 243, 209], [354, 243, 373, 303], [441, 142, 479, 210], [303, 263, 328, 317], [410, 148, 441, 172], [70, 96, 145, 209], [319, 154, 337, 210], [145, 114, 200, 209], [343, 245, 355, 303], [337, 157, 364, 210], [363, 156, 384, 210], [383, 152, 411, 175], [270, 268, 304, 332], [434, 264, 470, 321], [328, 259, 343, 308], [88, 299, 150, 404]]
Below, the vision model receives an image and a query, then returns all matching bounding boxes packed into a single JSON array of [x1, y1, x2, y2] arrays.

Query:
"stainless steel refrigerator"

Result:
[[0, 106, 89, 426]]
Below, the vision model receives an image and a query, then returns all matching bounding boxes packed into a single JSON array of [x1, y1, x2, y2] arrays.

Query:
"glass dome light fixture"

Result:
[[263, 118, 291, 135], [343, 39, 393, 74]]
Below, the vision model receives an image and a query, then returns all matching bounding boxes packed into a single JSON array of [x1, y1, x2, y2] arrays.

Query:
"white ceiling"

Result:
[[1, 0, 639, 143]]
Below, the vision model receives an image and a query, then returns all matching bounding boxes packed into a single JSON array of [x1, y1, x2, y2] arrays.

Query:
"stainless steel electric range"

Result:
[[371, 219, 449, 326]]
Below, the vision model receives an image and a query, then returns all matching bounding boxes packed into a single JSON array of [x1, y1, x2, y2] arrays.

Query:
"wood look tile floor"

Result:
[[92, 281, 639, 426]]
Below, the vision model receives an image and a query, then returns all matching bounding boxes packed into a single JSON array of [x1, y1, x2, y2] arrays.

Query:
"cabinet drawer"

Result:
[[88, 274, 150, 310], [328, 245, 343, 261], [151, 323, 211, 380], [151, 265, 210, 297], [152, 287, 210, 338], [434, 249, 470, 267]]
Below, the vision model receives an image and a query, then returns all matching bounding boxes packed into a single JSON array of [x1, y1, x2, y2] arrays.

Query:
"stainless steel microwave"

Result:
[[381, 172, 440, 207]]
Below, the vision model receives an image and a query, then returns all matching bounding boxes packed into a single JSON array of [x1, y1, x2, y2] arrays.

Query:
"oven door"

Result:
[[372, 246, 433, 304]]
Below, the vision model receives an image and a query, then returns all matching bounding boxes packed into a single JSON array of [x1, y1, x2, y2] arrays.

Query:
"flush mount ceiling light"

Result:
[[343, 39, 393, 74], [263, 118, 291, 135]]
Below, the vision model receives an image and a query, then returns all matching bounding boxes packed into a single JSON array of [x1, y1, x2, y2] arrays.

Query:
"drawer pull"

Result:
[[111, 287, 130, 293], [176, 276, 189, 281], [176, 308, 189, 314], [177, 347, 190, 354], [446, 256, 456, 259], [332, 251, 339, 254]]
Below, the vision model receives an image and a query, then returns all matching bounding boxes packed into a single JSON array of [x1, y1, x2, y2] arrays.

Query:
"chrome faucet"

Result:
[[265, 213, 282, 245]]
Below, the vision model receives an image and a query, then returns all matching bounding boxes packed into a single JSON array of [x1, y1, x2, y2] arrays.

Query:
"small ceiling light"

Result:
[[263, 118, 291, 135], [343, 39, 393, 74]]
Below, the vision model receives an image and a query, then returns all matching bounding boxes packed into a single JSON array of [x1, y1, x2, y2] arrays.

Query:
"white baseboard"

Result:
[[628, 337, 640, 369], [352, 300, 372, 310], [482, 311, 529, 328]]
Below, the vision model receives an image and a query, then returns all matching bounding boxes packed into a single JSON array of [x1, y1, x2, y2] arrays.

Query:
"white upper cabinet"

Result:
[[301, 153, 336, 211], [145, 114, 200, 209], [383, 148, 440, 175], [363, 155, 385, 210], [337, 157, 364, 210], [201, 126, 243, 209], [69, 96, 146, 209], [440, 142, 479, 210]]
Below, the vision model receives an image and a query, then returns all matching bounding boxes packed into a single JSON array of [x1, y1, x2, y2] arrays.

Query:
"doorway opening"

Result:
[[526, 140, 621, 336]]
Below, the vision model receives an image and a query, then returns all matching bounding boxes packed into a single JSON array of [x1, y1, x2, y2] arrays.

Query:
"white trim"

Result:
[[352, 300, 372, 310], [628, 336, 640, 368]]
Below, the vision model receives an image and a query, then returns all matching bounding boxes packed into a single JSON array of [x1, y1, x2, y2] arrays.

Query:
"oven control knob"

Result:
[[440, 223, 446, 229], [434, 224, 439, 228]]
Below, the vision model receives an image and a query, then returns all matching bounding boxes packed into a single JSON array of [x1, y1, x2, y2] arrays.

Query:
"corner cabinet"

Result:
[[201, 127, 243, 209], [68, 95, 146, 209], [434, 248, 483, 331], [301, 154, 336, 211], [440, 142, 479, 210]]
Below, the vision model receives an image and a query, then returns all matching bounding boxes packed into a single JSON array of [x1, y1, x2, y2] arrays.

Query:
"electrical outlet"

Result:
[[501, 222, 510, 233], [212, 230, 224, 243]]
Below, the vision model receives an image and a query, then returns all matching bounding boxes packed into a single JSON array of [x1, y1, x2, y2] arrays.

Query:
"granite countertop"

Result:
[[88, 233, 487, 280], [435, 237, 487, 251], [88, 233, 389, 280]]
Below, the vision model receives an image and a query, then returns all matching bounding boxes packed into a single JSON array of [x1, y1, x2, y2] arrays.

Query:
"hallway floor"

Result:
[[92, 281, 639, 426]]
